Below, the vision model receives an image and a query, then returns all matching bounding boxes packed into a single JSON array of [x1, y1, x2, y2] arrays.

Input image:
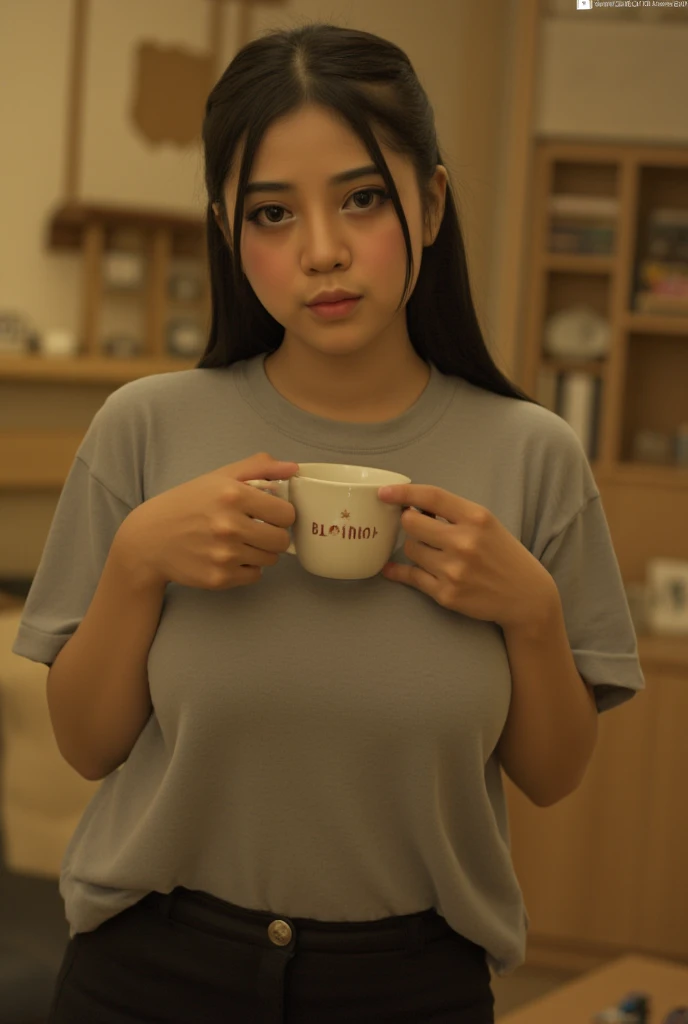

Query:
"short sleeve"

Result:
[[11, 401, 139, 668], [538, 493, 646, 713]]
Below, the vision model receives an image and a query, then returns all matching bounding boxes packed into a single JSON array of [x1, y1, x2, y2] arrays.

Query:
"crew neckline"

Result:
[[235, 352, 457, 454]]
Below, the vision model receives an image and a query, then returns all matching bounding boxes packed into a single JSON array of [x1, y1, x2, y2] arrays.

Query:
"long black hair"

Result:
[[198, 21, 538, 406]]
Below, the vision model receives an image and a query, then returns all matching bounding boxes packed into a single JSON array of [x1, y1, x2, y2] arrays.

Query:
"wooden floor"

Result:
[[492, 963, 578, 1017], [0, 855, 577, 1019]]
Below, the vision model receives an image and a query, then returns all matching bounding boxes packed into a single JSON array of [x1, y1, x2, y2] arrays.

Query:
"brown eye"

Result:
[[351, 190, 377, 209], [252, 205, 285, 225], [245, 188, 390, 228]]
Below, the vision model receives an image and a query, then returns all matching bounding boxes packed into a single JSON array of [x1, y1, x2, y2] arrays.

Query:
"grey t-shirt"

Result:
[[12, 353, 645, 975]]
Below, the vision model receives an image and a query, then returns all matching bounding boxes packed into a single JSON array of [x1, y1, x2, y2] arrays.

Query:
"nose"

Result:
[[300, 212, 351, 273]]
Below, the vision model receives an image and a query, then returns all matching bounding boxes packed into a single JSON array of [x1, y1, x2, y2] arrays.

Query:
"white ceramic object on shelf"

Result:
[[103, 251, 145, 289], [543, 305, 611, 360], [645, 558, 688, 636], [39, 328, 79, 358]]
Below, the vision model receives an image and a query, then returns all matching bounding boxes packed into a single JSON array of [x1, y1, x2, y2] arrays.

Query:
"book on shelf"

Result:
[[549, 222, 614, 255], [537, 367, 602, 462], [637, 259, 688, 296], [634, 291, 688, 315], [645, 208, 688, 262], [639, 259, 688, 291], [547, 193, 617, 255], [548, 194, 619, 218]]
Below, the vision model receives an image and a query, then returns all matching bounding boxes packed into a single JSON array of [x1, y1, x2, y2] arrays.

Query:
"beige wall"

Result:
[[0, 0, 512, 577], [535, 12, 688, 142]]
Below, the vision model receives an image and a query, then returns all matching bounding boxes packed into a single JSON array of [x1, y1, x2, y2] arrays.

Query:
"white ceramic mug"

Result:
[[245, 462, 411, 580]]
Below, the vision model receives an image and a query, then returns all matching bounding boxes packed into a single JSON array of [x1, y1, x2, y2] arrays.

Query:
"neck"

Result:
[[263, 340, 431, 423]]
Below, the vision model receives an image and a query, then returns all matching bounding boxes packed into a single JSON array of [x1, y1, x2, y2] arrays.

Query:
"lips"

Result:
[[307, 292, 361, 306], [306, 296, 362, 319]]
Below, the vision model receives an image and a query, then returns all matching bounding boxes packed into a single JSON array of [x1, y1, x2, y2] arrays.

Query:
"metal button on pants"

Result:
[[258, 918, 297, 1022]]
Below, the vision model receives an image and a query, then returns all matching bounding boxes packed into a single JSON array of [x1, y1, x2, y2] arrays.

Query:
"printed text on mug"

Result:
[[312, 520, 380, 540]]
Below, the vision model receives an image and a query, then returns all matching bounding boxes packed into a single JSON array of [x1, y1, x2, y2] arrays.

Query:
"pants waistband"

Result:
[[140, 887, 467, 955]]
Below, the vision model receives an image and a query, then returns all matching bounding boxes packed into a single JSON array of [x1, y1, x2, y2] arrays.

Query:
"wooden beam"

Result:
[[208, 0, 226, 82], [145, 227, 173, 359], [65, 0, 89, 201], [81, 220, 105, 356], [490, 0, 541, 383]]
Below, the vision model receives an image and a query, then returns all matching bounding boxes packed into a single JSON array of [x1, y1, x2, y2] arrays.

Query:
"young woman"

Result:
[[13, 21, 645, 1024]]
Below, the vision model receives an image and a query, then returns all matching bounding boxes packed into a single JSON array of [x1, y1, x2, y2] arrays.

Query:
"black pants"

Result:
[[49, 886, 495, 1023]]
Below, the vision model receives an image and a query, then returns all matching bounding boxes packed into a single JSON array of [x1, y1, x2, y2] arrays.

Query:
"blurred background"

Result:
[[0, 1, 687, 1021]]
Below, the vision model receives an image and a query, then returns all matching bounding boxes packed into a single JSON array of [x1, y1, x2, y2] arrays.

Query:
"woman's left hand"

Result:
[[377, 484, 556, 631]]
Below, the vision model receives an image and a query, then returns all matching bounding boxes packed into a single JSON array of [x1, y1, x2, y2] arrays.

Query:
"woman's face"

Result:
[[216, 104, 446, 360]]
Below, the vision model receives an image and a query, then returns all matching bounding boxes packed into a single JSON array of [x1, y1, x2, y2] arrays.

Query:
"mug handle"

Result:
[[244, 479, 297, 556]]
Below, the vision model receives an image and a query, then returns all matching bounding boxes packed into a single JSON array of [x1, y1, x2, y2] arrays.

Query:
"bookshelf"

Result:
[[508, 138, 688, 972], [519, 140, 688, 583]]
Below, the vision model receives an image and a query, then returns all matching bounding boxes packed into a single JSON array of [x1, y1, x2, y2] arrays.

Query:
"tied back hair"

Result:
[[199, 21, 538, 406]]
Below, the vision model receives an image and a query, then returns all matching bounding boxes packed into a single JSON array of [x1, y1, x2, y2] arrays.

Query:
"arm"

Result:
[[47, 522, 167, 782], [497, 579, 598, 808]]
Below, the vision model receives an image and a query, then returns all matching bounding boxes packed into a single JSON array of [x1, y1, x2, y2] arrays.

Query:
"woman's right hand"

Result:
[[114, 452, 300, 590]]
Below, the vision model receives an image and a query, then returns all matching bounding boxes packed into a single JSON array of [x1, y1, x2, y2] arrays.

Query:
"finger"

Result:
[[400, 508, 447, 547], [402, 537, 447, 575], [378, 484, 474, 524], [384, 560, 441, 598]]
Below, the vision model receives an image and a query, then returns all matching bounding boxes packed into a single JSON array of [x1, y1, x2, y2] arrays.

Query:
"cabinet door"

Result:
[[505, 680, 657, 949], [637, 669, 688, 960]]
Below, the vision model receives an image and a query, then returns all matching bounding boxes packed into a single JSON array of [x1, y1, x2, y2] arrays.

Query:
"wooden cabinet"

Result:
[[506, 643, 688, 970], [637, 662, 688, 958]]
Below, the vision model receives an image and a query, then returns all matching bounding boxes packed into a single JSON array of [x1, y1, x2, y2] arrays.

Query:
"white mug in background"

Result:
[[39, 328, 79, 358], [245, 463, 412, 580]]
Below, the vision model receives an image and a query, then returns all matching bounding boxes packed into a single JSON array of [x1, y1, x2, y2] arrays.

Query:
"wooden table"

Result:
[[499, 955, 688, 1023]]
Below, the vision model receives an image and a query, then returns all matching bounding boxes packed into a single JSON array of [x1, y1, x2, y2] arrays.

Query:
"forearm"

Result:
[[47, 522, 166, 781], [498, 581, 598, 807]]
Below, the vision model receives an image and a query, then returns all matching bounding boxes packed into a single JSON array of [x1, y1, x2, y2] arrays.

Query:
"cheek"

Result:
[[241, 235, 291, 294], [366, 222, 409, 277]]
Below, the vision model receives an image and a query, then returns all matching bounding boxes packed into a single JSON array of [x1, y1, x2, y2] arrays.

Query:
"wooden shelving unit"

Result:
[[510, 138, 688, 973], [0, 202, 208, 490], [46, 202, 211, 360], [519, 140, 688, 582]]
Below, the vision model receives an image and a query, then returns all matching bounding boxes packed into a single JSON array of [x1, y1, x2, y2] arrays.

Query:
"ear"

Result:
[[424, 165, 448, 247], [212, 201, 235, 253], [212, 202, 225, 234]]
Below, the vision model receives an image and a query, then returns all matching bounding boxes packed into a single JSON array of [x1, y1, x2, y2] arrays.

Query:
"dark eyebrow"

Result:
[[245, 164, 381, 195]]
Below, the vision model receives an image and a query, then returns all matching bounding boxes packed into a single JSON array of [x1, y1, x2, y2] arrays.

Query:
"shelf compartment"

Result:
[[551, 160, 619, 200], [635, 165, 688, 238], [548, 160, 619, 256], [544, 271, 613, 322], [620, 332, 688, 465], [544, 254, 615, 275], [630, 165, 688, 315]]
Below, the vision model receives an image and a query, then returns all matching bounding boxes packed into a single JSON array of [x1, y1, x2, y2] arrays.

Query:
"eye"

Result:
[[245, 187, 391, 228]]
